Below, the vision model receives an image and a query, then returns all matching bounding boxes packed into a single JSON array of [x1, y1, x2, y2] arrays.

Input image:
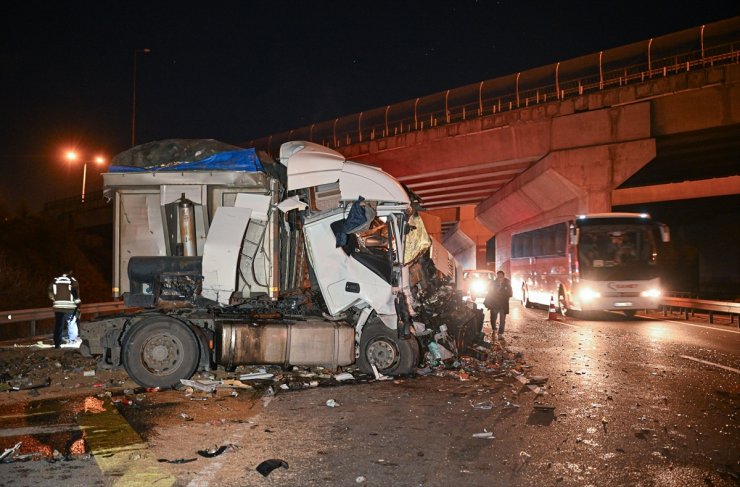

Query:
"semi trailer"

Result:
[[79, 140, 483, 388]]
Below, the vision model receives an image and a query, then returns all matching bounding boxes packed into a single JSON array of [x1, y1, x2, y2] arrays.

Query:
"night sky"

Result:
[[1, 1, 738, 211]]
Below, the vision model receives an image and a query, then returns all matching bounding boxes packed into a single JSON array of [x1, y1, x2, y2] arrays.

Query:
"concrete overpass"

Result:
[[246, 17, 740, 274]]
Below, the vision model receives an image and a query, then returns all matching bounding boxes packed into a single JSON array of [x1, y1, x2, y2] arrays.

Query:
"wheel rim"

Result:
[[366, 338, 399, 370], [141, 333, 183, 374]]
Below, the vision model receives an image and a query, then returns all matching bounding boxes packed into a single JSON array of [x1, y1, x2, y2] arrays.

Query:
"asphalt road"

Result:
[[1, 303, 738, 486]]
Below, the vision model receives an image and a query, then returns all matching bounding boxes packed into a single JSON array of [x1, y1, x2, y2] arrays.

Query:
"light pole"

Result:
[[131, 48, 151, 147], [65, 151, 106, 204]]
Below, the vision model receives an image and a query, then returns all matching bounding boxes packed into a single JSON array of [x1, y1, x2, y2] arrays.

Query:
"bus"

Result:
[[510, 213, 670, 317]]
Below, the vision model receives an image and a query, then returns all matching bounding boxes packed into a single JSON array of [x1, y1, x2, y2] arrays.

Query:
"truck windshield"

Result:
[[578, 224, 659, 280]]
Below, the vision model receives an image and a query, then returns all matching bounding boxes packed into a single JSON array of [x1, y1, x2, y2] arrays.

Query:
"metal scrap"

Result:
[[0, 442, 22, 463]]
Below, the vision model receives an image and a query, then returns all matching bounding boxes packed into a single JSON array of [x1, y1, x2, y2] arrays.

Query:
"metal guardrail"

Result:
[[660, 296, 740, 325], [0, 301, 126, 338], [244, 17, 740, 155]]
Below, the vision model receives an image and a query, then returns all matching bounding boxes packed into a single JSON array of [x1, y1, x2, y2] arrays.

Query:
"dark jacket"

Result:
[[484, 277, 512, 314]]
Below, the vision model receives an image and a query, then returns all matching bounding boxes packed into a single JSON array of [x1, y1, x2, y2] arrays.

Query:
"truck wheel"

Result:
[[358, 324, 418, 376], [121, 316, 200, 389]]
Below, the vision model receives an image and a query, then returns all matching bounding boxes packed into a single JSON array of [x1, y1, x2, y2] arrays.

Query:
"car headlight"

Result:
[[470, 280, 487, 295], [579, 287, 601, 301], [641, 288, 661, 298]]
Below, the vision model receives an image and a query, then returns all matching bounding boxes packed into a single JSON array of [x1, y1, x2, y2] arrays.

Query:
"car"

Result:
[[461, 269, 496, 304]]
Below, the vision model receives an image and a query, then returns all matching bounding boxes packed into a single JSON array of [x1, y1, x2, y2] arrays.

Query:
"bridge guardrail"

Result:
[[245, 17, 740, 155], [0, 301, 126, 340], [660, 296, 740, 326]]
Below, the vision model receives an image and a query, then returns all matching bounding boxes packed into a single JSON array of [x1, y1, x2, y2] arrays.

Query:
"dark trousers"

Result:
[[53, 311, 73, 348], [492, 308, 507, 334]]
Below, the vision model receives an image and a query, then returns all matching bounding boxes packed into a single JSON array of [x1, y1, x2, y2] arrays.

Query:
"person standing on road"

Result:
[[48, 267, 81, 348], [484, 270, 512, 339]]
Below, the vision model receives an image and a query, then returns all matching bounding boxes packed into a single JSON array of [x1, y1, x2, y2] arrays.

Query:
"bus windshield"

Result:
[[578, 224, 659, 280]]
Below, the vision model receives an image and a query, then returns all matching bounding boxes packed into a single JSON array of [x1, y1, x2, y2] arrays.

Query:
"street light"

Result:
[[131, 48, 151, 147], [65, 150, 107, 204]]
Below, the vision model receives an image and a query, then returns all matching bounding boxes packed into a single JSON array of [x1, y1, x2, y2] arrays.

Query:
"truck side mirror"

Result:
[[659, 224, 670, 243]]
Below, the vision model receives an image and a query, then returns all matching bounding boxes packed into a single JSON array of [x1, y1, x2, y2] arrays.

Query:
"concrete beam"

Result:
[[612, 176, 740, 205]]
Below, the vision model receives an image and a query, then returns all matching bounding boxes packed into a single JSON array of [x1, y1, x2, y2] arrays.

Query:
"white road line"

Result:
[[638, 315, 740, 334], [680, 355, 740, 374]]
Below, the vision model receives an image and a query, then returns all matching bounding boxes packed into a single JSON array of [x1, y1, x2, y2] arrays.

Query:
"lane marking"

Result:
[[639, 315, 740, 334], [680, 355, 740, 374]]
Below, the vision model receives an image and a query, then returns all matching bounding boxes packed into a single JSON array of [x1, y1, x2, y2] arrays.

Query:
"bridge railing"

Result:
[[244, 17, 740, 156]]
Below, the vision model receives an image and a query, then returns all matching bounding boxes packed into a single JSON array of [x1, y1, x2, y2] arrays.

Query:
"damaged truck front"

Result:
[[80, 140, 483, 388]]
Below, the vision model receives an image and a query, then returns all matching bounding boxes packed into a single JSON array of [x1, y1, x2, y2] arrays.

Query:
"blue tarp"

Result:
[[109, 148, 264, 173]]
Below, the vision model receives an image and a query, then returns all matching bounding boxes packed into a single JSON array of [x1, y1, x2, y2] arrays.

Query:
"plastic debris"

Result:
[[197, 445, 229, 458], [326, 399, 339, 408], [180, 413, 193, 421], [219, 379, 252, 390], [83, 370, 96, 377], [527, 376, 548, 385], [239, 372, 274, 380], [158, 457, 197, 464], [256, 458, 289, 477], [11, 377, 51, 391], [471, 400, 494, 410], [370, 364, 392, 381], [180, 379, 219, 393], [334, 372, 355, 381], [356, 476, 367, 483], [472, 431, 495, 439], [0, 442, 22, 463]]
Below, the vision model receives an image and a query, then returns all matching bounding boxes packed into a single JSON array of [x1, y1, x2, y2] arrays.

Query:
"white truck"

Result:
[[80, 140, 483, 388]]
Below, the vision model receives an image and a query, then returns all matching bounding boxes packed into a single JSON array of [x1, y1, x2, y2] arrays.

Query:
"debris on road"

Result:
[[471, 400, 495, 410], [158, 458, 197, 464], [10, 377, 51, 391], [239, 371, 275, 381], [533, 403, 556, 411], [326, 399, 339, 407], [256, 458, 289, 477], [0, 442, 22, 463], [180, 379, 220, 393], [334, 372, 355, 381], [472, 431, 495, 439], [197, 445, 231, 458]]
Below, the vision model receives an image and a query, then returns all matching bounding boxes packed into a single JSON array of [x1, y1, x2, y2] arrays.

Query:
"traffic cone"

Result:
[[547, 296, 558, 321]]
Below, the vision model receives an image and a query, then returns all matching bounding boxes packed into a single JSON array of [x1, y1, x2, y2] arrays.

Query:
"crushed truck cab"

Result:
[[80, 140, 483, 388]]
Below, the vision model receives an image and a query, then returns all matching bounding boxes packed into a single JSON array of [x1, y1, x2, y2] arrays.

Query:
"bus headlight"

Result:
[[641, 288, 661, 298], [470, 280, 487, 296], [579, 287, 601, 302]]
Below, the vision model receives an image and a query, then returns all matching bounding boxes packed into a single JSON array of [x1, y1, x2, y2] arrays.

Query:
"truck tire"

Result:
[[121, 316, 200, 389], [358, 323, 419, 376]]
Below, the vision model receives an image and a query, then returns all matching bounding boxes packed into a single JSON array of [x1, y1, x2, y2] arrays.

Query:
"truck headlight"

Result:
[[579, 287, 601, 302], [641, 288, 661, 298]]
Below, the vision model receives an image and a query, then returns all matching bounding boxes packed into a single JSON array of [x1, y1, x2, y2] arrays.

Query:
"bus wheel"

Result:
[[122, 316, 200, 389], [623, 310, 637, 318], [558, 288, 569, 317]]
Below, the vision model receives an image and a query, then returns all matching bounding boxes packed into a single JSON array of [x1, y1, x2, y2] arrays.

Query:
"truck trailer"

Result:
[[80, 140, 483, 388]]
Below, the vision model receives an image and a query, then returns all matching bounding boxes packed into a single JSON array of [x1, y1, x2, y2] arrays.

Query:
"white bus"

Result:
[[511, 213, 670, 317]]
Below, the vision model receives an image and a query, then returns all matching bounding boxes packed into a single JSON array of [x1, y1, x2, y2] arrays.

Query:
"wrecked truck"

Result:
[[80, 140, 483, 388]]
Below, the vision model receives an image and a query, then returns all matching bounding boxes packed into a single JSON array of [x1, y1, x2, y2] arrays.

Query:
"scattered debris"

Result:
[[239, 372, 275, 381], [0, 442, 22, 463], [471, 400, 495, 410], [256, 458, 289, 477], [326, 399, 339, 408], [533, 403, 556, 412], [180, 379, 220, 393], [11, 377, 51, 391], [472, 431, 495, 439], [83, 370, 96, 377], [334, 372, 355, 381], [370, 364, 392, 381], [158, 458, 197, 464], [527, 376, 548, 385], [355, 476, 367, 483], [179, 413, 193, 421], [197, 445, 230, 458]]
